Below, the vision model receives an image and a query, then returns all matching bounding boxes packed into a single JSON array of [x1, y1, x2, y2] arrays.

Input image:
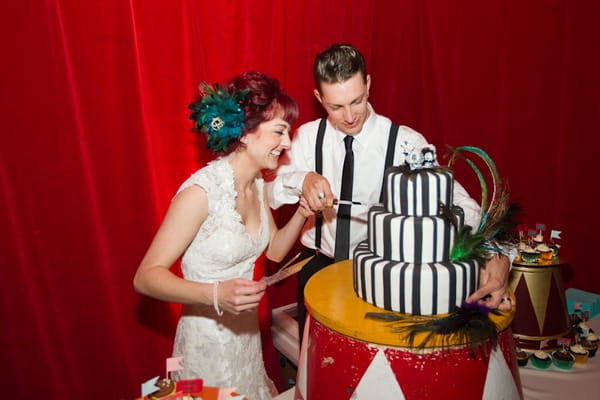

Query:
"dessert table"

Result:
[[519, 314, 600, 399]]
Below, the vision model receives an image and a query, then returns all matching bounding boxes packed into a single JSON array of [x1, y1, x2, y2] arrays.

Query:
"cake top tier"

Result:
[[383, 142, 455, 217]]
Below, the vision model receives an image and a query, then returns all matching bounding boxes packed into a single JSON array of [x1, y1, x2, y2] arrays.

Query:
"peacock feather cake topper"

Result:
[[446, 145, 517, 263]]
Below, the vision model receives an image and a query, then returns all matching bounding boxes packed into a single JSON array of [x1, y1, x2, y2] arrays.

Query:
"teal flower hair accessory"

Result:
[[189, 82, 249, 152]]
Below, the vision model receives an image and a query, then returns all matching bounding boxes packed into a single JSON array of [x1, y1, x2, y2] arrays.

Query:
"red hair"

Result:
[[226, 71, 298, 150]]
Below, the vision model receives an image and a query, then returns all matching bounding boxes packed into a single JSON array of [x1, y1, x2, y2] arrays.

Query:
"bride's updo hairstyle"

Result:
[[229, 71, 298, 135], [189, 71, 298, 155]]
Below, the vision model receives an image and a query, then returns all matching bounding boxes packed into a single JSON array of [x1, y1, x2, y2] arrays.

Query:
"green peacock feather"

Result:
[[446, 146, 516, 261], [451, 225, 488, 263]]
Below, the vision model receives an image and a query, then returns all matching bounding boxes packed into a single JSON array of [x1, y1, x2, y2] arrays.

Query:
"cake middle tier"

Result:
[[368, 206, 460, 263], [353, 241, 481, 315]]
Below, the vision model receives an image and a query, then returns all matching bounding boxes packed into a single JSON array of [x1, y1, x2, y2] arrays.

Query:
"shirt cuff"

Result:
[[266, 171, 307, 209]]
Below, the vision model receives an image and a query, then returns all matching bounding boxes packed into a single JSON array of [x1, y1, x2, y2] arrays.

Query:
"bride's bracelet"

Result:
[[213, 281, 223, 316]]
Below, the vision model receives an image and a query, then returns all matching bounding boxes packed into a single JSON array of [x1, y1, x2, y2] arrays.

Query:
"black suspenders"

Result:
[[313, 118, 327, 250], [380, 122, 399, 202], [313, 118, 399, 250]]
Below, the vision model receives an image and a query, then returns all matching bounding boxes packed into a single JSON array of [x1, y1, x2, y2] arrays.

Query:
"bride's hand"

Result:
[[214, 278, 267, 315], [297, 195, 316, 218]]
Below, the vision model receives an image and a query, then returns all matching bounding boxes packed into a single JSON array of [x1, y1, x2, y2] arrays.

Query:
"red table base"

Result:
[[296, 317, 522, 400]]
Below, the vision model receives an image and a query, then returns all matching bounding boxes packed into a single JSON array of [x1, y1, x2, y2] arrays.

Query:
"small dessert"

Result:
[[587, 332, 599, 344], [515, 349, 529, 366], [518, 243, 539, 263], [149, 378, 176, 400], [530, 350, 552, 369], [519, 250, 539, 264], [517, 242, 532, 252], [552, 348, 575, 370], [535, 243, 553, 263], [581, 338, 598, 357], [570, 344, 589, 364], [576, 322, 591, 338]]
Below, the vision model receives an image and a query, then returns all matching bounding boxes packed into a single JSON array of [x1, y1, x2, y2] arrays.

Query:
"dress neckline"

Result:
[[221, 156, 265, 242]]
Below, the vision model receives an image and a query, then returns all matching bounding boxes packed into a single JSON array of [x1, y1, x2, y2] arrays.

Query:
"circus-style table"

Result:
[[508, 258, 572, 350], [294, 260, 523, 400]]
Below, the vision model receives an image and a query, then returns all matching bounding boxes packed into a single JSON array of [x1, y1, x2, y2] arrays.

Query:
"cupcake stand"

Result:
[[508, 258, 572, 350], [294, 261, 523, 400]]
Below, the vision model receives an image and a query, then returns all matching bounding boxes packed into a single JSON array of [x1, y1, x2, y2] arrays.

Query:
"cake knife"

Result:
[[334, 199, 382, 207]]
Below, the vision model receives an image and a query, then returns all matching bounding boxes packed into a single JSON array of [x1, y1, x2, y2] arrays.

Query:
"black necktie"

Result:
[[334, 135, 354, 261]]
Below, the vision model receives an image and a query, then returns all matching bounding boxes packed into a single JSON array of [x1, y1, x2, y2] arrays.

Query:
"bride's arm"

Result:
[[133, 185, 267, 314], [264, 186, 311, 262], [133, 185, 212, 304]]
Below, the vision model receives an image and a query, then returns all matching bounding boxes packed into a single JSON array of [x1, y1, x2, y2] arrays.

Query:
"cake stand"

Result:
[[295, 260, 523, 400], [508, 257, 572, 351]]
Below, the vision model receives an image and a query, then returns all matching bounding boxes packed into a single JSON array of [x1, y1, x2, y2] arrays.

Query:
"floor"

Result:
[[277, 350, 298, 390]]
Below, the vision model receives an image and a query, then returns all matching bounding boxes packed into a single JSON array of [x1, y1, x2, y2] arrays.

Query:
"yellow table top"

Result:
[[305, 260, 515, 348]]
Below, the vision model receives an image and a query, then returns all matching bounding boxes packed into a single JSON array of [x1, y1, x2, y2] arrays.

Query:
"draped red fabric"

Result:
[[1, 1, 599, 398]]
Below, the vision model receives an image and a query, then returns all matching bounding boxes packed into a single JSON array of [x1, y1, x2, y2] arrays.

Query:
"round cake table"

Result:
[[508, 258, 572, 350], [295, 260, 523, 400]]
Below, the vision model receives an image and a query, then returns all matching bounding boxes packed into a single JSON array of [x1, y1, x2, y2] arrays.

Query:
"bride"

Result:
[[134, 71, 311, 399]]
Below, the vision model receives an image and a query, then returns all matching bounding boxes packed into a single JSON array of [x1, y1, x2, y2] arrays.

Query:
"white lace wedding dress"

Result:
[[171, 156, 276, 400]]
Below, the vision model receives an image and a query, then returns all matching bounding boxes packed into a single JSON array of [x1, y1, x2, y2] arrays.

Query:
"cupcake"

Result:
[[587, 332, 599, 344], [577, 322, 591, 337], [515, 349, 530, 366], [518, 243, 539, 263], [581, 339, 598, 357], [570, 344, 589, 364], [530, 350, 552, 369], [519, 251, 540, 264], [552, 348, 575, 370], [149, 378, 176, 400], [535, 243, 553, 263]]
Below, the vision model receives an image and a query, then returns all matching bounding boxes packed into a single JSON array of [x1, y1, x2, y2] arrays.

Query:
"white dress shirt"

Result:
[[266, 104, 481, 259]]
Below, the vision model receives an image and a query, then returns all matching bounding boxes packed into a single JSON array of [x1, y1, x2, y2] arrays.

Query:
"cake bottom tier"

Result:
[[353, 241, 480, 315]]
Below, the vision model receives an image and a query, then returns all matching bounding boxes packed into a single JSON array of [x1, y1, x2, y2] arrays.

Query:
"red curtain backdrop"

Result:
[[1, 1, 599, 398]]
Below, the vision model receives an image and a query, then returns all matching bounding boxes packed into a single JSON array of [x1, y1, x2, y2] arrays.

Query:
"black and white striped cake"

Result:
[[383, 168, 453, 216], [353, 165, 481, 315]]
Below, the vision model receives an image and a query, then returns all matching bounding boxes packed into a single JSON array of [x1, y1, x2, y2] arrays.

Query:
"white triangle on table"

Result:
[[482, 348, 520, 400], [351, 348, 406, 400]]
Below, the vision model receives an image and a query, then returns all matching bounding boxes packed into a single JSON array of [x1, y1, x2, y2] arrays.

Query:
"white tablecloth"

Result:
[[520, 315, 600, 399]]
